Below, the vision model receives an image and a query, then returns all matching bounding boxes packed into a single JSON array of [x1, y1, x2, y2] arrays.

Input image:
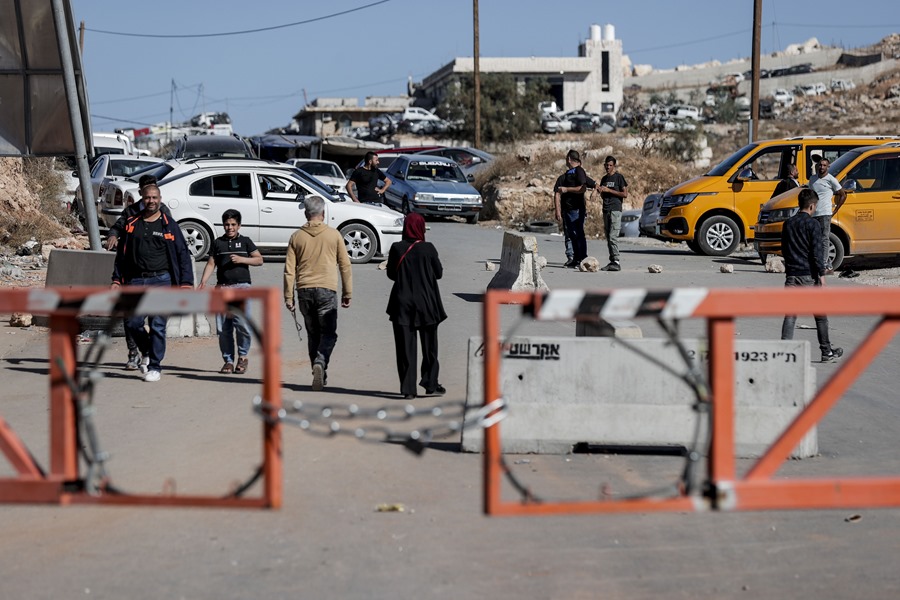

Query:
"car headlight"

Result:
[[463, 195, 481, 204], [667, 192, 715, 206], [761, 207, 798, 223], [393, 217, 405, 227], [415, 193, 434, 202]]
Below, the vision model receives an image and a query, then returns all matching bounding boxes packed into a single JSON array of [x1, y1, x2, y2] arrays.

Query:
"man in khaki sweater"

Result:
[[284, 196, 352, 390]]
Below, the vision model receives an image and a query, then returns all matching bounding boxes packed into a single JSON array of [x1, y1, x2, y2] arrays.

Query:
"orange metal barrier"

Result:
[[0, 286, 282, 509], [482, 287, 900, 516]]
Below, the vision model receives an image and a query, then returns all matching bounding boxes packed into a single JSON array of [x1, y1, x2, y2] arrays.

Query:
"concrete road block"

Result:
[[487, 231, 548, 292], [37, 249, 117, 330], [464, 336, 817, 458]]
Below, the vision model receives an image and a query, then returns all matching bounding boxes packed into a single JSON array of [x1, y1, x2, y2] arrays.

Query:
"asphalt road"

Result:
[[1, 222, 899, 599]]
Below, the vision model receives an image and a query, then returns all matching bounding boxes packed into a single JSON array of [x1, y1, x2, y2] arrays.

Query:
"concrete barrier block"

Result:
[[487, 231, 548, 292], [463, 336, 817, 458], [576, 319, 642, 338], [37, 249, 117, 330]]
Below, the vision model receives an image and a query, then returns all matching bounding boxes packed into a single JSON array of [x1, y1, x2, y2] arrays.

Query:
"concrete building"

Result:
[[417, 23, 624, 115], [291, 96, 410, 137]]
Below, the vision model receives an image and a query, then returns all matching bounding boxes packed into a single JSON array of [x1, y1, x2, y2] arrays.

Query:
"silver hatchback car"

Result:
[[381, 155, 483, 223]]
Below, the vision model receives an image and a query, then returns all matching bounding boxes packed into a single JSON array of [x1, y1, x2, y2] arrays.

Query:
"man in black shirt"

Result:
[[770, 164, 800, 199], [597, 155, 629, 271], [780, 188, 842, 362], [198, 209, 263, 374], [111, 184, 195, 382], [554, 149, 588, 267], [347, 152, 392, 204]]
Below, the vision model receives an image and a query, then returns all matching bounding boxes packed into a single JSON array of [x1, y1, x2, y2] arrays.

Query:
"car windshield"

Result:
[[126, 162, 176, 183], [405, 161, 466, 183], [289, 168, 338, 200], [829, 149, 865, 176], [706, 143, 758, 176], [297, 162, 342, 179]]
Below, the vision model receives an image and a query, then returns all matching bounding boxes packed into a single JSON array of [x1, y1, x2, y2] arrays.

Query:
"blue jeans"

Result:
[[216, 283, 252, 363], [297, 287, 339, 369], [815, 215, 832, 269], [562, 208, 587, 262], [124, 273, 171, 372], [781, 274, 832, 353]]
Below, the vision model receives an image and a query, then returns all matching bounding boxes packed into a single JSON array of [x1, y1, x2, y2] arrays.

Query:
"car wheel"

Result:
[[401, 197, 411, 215], [466, 211, 480, 225], [341, 223, 377, 264], [686, 239, 704, 254], [179, 220, 212, 261], [828, 232, 845, 270], [697, 215, 741, 256], [524, 220, 557, 234], [759, 252, 768, 265]]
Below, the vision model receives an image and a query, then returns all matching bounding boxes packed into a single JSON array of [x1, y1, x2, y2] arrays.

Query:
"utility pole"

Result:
[[169, 78, 175, 144], [750, 0, 762, 142], [473, 0, 481, 149], [78, 20, 84, 55]]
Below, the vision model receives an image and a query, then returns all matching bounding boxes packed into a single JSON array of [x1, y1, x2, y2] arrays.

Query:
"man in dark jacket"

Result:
[[770, 164, 800, 199], [111, 184, 195, 382], [386, 213, 447, 399], [780, 188, 842, 362]]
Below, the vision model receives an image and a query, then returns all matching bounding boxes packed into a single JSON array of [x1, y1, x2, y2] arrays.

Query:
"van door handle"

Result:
[[261, 207, 273, 213], [197, 203, 210, 210]]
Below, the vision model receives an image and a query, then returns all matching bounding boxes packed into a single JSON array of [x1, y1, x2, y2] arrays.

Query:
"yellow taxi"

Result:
[[657, 136, 900, 256], [755, 143, 900, 269]]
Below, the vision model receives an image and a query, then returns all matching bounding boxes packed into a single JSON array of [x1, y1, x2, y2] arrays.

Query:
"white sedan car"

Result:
[[74, 154, 163, 225], [286, 158, 349, 193], [154, 158, 404, 263]]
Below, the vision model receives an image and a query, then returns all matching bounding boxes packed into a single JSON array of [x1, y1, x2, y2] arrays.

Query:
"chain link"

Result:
[[253, 396, 507, 454]]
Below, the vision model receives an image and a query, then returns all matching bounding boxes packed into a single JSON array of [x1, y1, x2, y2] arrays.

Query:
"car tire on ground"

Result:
[[340, 223, 377, 264], [401, 197, 411, 215], [697, 215, 741, 256], [179, 220, 213, 261], [524, 220, 558, 234], [828, 232, 845, 270], [759, 252, 768, 265], [686, 239, 704, 254], [466, 211, 480, 225]]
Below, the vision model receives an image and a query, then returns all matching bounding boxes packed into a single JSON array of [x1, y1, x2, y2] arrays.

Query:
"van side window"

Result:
[[743, 147, 789, 181], [847, 156, 900, 192]]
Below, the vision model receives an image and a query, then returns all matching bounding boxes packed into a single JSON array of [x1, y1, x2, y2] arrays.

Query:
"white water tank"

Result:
[[590, 24, 601, 42], [603, 23, 615, 42]]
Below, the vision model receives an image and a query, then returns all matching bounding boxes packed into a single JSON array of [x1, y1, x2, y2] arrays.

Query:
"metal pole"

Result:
[[52, 0, 101, 250], [473, 0, 481, 149], [750, 0, 762, 141], [78, 20, 84, 55]]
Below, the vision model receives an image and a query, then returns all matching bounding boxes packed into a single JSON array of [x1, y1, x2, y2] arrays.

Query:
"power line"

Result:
[[92, 83, 202, 105], [628, 29, 751, 55], [84, 0, 390, 39], [776, 22, 900, 29]]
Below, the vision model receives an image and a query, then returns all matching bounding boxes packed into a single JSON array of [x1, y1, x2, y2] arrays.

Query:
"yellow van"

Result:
[[657, 136, 900, 256], [755, 143, 900, 269]]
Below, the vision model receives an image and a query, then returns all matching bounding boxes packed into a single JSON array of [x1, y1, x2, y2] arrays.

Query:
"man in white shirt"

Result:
[[808, 158, 847, 274]]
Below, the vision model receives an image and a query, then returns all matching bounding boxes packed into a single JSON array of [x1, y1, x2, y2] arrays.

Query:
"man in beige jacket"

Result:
[[284, 196, 352, 390]]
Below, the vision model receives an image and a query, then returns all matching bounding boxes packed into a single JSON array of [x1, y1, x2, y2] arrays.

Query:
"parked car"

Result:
[[755, 143, 900, 269], [541, 114, 573, 134], [639, 193, 664, 239], [286, 158, 349, 193], [170, 134, 255, 160], [92, 132, 135, 157], [98, 159, 200, 228], [831, 78, 856, 92], [147, 158, 403, 263], [795, 84, 819, 97], [73, 154, 163, 225], [773, 88, 795, 107], [414, 147, 495, 177], [668, 105, 701, 121], [381, 155, 483, 223], [656, 135, 900, 256], [620, 209, 641, 238]]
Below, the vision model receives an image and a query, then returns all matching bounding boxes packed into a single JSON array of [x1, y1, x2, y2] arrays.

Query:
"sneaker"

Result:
[[821, 347, 844, 363], [139, 355, 150, 374], [425, 384, 446, 396], [601, 262, 621, 271], [311, 362, 325, 391], [125, 353, 140, 371], [824, 267, 835, 276], [143, 370, 161, 382], [563, 259, 576, 268]]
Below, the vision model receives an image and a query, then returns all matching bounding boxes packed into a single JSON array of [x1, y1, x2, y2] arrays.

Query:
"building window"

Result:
[[601, 51, 610, 91]]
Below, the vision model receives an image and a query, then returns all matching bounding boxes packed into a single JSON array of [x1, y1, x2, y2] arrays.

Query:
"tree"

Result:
[[438, 73, 549, 144]]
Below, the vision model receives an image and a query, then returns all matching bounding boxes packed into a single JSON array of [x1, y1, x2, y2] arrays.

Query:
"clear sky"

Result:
[[71, 0, 898, 136]]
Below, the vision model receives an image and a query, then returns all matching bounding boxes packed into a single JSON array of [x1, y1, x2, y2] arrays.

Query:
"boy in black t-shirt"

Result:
[[597, 155, 629, 271], [199, 209, 263, 374]]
